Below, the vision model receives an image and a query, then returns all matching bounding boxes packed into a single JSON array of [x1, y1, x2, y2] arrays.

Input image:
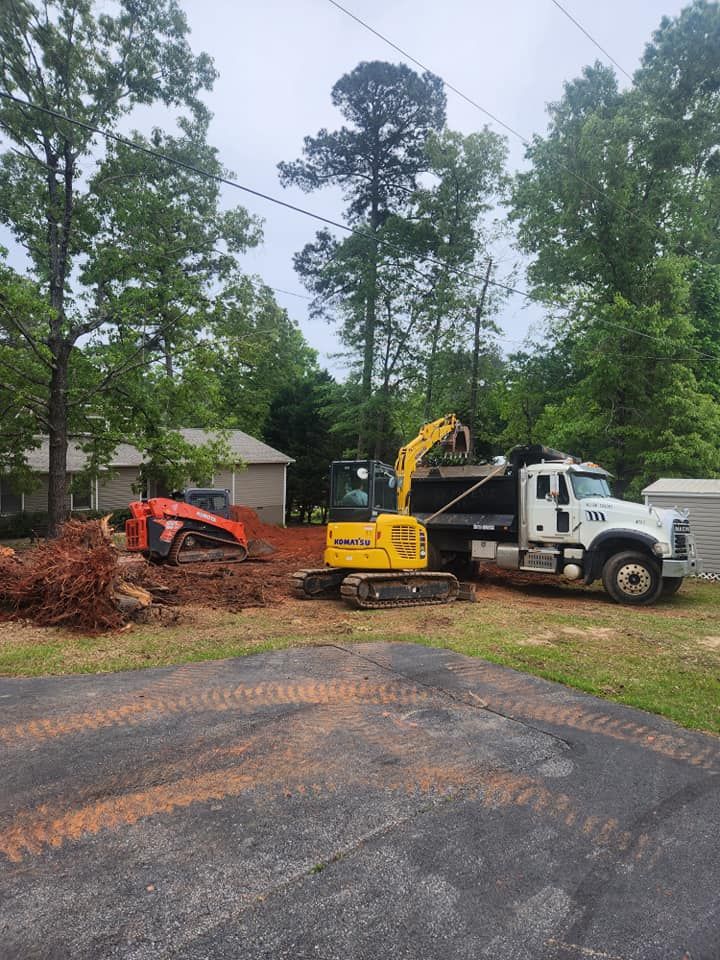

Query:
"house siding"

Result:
[[22, 475, 72, 513], [213, 468, 234, 495], [98, 468, 140, 512], [233, 464, 286, 525], [644, 492, 720, 575], [23, 476, 49, 513]]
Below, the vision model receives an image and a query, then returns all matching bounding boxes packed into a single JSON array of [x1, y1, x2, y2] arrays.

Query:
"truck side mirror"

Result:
[[548, 475, 559, 500]]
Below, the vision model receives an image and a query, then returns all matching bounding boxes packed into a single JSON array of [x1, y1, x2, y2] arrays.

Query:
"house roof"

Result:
[[22, 430, 293, 473], [642, 478, 720, 496], [176, 429, 293, 465]]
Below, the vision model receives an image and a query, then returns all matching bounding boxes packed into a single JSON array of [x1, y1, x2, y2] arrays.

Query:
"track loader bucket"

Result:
[[247, 538, 276, 558]]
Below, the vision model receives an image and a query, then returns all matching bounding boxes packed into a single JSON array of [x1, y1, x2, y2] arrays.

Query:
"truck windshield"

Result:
[[570, 473, 612, 499]]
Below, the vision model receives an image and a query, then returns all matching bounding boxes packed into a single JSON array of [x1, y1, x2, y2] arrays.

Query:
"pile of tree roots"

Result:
[[0, 518, 150, 632]]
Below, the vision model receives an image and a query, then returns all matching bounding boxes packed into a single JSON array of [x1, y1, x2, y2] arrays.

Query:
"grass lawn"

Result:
[[0, 576, 719, 736]]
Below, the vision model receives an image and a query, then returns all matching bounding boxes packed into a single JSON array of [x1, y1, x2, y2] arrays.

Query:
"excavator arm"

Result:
[[394, 414, 463, 513]]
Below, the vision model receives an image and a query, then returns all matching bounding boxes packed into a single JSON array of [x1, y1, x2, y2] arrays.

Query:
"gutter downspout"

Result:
[[282, 463, 287, 526]]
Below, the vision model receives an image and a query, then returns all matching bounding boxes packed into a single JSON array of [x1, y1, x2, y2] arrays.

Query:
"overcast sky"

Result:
[[174, 0, 687, 372], [3, 0, 690, 374]]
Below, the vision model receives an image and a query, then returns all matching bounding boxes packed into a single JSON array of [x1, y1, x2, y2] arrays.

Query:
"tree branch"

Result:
[[0, 354, 48, 388], [0, 301, 54, 369]]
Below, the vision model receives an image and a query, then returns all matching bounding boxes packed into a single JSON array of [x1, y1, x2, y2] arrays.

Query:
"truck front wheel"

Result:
[[602, 551, 662, 605]]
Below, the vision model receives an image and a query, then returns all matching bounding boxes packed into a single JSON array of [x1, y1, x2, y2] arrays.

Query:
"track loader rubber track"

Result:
[[167, 529, 248, 565], [339, 571, 459, 609]]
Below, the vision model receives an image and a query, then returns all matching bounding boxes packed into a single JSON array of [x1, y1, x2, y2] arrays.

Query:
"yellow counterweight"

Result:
[[324, 514, 428, 571]]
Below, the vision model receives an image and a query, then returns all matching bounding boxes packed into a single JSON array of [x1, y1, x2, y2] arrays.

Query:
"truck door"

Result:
[[530, 473, 576, 542]]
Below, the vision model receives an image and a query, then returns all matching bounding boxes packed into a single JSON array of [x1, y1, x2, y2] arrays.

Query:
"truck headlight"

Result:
[[652, 541, 672, 557]]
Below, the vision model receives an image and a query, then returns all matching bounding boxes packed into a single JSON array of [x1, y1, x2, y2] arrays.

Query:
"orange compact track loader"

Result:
[[125, 488, 274, 565]]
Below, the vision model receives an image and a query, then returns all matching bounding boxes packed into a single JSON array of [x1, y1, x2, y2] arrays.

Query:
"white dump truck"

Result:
[[411, 444, 700, 604]]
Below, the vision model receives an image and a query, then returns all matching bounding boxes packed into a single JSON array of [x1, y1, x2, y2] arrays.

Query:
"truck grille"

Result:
[[391, 524, 419, 560], [672, 519, 691, 559]]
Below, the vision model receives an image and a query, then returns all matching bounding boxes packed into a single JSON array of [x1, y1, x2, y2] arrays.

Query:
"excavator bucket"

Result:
[[247, 538, 276, 558]]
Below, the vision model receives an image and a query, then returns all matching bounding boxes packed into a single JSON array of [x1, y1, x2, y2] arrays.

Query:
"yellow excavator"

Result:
[[291, 414, 469, 608]]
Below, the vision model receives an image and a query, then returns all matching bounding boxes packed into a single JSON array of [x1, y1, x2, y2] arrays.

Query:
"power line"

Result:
[[0, 91, 716, 363], [0, 92, 517, 298], [269, 285, 312, 301], [549, 0, 633, 82], [326, 0, 529, 145], [325, 1, 663, 238]]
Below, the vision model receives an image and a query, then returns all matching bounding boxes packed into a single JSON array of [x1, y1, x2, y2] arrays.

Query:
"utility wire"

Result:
[[549, 0, 633, 81], [0, 91, 716, 363], [326, 0, 529, 145], [325, 1, 663, 238], [0, 91, 518, 299]]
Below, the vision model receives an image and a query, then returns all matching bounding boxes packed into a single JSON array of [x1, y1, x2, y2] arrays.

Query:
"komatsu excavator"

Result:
[[291, 415, 468, 608], [125, 488, 274, 564]]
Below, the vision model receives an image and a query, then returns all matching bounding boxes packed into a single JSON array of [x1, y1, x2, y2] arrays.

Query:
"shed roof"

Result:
[[22, 430, 293, 473], [642, 478, 720, 496]]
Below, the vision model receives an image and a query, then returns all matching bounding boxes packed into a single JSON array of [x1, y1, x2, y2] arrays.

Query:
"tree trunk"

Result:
[[468, 260, 492, 448], [47, 343, 71, 537], [356, 193, 380, 457], [423, 311, 442, 422]]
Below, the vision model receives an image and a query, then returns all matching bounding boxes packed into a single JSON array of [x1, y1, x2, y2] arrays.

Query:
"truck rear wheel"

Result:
[[602, 551, 662, 605]]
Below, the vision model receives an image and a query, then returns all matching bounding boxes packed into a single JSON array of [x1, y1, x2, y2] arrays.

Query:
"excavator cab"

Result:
[[328, 460, 398, 522]]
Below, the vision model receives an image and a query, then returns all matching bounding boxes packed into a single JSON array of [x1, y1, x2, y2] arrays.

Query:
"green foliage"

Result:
[[283, 65, 508, 456], [264, 371, 353, 520], [136, 431, 236, 494], [280, 61, 452, 455], [0, 0, 318, 530], [278, 61, 446, 224], [510, 4, 720, 493]]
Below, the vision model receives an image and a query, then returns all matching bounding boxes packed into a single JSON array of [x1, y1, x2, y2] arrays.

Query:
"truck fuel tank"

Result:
[[496, 544, 520, 569]]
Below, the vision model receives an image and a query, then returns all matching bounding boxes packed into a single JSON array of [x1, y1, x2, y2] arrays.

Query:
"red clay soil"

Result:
[[128, 519, 326, 612]]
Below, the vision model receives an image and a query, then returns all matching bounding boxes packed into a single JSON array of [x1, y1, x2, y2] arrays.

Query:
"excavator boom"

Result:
[[394, 414, 469, 512]]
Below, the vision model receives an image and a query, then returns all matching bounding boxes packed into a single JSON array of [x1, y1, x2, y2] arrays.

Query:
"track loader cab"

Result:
[[180, 488, 231, 519]]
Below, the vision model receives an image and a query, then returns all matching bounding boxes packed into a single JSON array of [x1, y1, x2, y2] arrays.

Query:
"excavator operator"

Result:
[[340, 473, 369, 507]]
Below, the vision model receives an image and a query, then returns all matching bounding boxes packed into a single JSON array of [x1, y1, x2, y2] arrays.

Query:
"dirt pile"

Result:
[[229, 506, 279, 542], [0, 519, 125, 632], [228, 507, 325, 560], [0, 510, 327, 631], [128, 516, 326, 611]]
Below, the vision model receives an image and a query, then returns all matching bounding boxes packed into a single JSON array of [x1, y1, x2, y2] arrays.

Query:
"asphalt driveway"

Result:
[[1, 641, 718, 959]]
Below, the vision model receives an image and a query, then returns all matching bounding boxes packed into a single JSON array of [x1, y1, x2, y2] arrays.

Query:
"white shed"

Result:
[[642, 478, 720, 575]]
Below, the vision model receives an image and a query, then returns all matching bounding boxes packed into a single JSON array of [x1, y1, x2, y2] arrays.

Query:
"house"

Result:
[[642, 478, 720, 575], [0, 429, 294, 526]]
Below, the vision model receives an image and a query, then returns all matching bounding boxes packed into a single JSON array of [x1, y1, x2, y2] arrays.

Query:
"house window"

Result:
[[0, 482, 23, 516], [71, 477, 93, 511]]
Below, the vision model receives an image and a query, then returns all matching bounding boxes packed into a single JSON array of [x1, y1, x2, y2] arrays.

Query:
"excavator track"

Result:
[[339, 571, 459, 609], [290, 568, 349, 599], [167, 529, 248, 565]]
